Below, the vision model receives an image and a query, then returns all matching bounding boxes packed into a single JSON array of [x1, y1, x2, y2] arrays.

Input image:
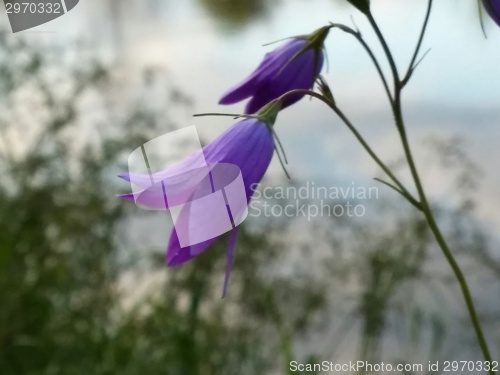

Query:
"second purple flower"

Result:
[[219, 26, 330, 114]]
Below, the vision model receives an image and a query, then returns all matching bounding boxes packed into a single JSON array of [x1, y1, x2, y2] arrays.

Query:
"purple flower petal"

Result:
[[167, 226, 220, 266], [184, 119, 275, 294], [201, 118, 275, 200], [245, 48, 323, 114], [120, 118, 275, 297], [219, 38, 323, 114], [222, 227, 239, 299], [219, 39, 307, 105], [160, 118, 274, 265], [483, 0, 500, 26]]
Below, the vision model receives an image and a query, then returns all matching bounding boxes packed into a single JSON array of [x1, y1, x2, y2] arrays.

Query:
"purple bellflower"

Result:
[[483, 0, 500, 26], [119, 101, 283, 297], [219, 26, 330, 114]]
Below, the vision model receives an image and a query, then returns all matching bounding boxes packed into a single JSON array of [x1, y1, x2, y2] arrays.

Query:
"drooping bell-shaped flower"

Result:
[[483, 0, 500, 26], [219, 26, 330, 114], [119, 101, 283, 297]]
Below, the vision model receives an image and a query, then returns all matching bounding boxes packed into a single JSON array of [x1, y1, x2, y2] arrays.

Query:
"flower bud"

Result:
[[482, 0, 500, 27], [346, 0, 370, 15], [316, 76, 335, 105]]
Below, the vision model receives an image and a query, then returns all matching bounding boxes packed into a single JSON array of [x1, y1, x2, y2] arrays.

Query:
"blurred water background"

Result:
[[1, 0, 499, 374]]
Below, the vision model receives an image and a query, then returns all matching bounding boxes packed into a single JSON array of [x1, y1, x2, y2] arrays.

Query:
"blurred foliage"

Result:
[[355, 214, 431, 363], [194, 0, 365, 29], [0, 30, 136, 374], [0, 31, 326, 375], [196, 0, 270, 28]]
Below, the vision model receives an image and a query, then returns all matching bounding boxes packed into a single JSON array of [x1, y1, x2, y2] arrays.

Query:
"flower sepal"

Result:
[[255, 99, 282, 127], [196, 98, 283, 127], [305, 25, 331, 51], [346, 0, 371, 15], [278, 26, 331, 76], [316, 75, 335, 105]]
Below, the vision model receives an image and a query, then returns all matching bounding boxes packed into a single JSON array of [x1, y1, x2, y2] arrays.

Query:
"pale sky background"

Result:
[[4, 0, 500, 235], [3, 0, 499, 365]]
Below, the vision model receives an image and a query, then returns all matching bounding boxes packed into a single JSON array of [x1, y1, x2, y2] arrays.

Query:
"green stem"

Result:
[[329, 23, 393, 104], [365, 2, 494, 367], [401, 0, 434, 86], [393, 100, 494, 368], [277, 89, 419, 208], [366, 11, 400, 93], [328, 102, 420, 209]]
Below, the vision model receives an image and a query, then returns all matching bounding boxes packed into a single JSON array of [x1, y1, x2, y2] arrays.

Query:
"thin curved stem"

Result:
[[478, 0, 488, 39], [329, 23, 393, 104], [194, 113, 256, 120], [402, 0, 433, 86], [328, 103, 420, 209], [393, 103, 494, 368], [366, 0, 494, 367], [277, 89, 420, 209], [373, 177, 417, 208], [366, 11, 400, 89]]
